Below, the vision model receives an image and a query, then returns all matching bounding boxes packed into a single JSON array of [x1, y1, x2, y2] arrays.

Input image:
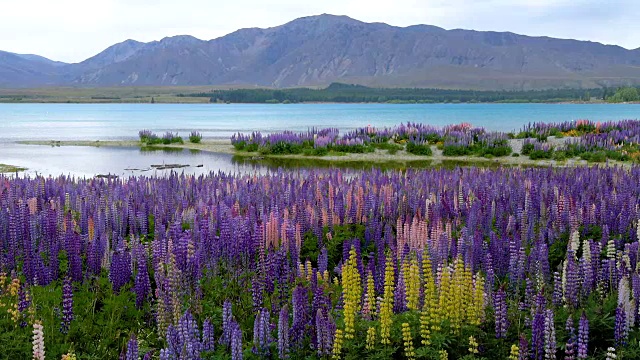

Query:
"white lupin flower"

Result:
[[570, 230, 580, 254], [606, 347, 617, 360], [32, 321, 45, 360]]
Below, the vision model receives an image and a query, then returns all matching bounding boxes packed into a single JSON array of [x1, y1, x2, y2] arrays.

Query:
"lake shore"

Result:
[[16, 138, 630, 168], [0, 163, 27, 173]]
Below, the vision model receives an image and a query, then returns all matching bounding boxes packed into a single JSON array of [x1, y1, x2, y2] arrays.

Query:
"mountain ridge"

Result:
[[2, 14, 640, 90]]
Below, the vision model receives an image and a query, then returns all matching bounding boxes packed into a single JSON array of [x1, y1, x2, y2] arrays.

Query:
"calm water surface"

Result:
[[1, 103, 638, 176]]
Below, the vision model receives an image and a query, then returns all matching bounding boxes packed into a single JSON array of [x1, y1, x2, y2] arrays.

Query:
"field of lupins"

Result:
[[1, 165, 640, 359], [230, 120, 640, 162]]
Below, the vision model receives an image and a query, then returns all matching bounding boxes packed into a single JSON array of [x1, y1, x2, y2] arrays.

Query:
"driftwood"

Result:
[[96, 174, 118, 180], [150, 164, 190, 170]]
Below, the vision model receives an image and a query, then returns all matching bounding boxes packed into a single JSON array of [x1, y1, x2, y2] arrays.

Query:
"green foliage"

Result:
[[521, 143, 535, 155], [178, 82, 606, 104], [528, 149, 554, 160], [406, 142, 433, 156], [0, 276, 160, 359], [608, 87, 640, 103]]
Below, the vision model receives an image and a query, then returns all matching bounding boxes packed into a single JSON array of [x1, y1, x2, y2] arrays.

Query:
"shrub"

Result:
[[189, 131, 203, 143], [442, 145, 472, 156], [512, 153, 520, 157], [521, 143, 535, 155], [552, 151, 567, 161], [529, 149, 554, 160], [406, 142, 433, 156]]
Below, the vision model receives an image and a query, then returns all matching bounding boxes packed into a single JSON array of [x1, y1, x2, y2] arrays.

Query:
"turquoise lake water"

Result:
[[0, 103, 638, 176]]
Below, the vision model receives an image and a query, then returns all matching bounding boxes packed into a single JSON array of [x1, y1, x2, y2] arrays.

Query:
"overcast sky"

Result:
[[1, 0, 638, 63]]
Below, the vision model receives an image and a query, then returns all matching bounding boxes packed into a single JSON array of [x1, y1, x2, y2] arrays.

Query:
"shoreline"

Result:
[[0, 163, 27, 173], [15, 139, 631, 169]]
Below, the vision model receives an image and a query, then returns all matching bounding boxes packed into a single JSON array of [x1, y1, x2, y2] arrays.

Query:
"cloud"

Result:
[[0, 0, 637, 63]]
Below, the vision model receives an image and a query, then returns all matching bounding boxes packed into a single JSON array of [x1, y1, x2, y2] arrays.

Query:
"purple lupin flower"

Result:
[[552, 271, 563, 307], [565, 317, 576, 360], [252, 308, 272, 356], [577, 312, 589, 359], [544, 309, 556, 360], [126, 334, 139, 360], [291, 285, 309, 348], [133, 245, 150, 308], [278, 304, 290, 359], [231, 321, 243, 360], [221, 300, 233, 346], [614, 306, 628, 346], [17, 284, 30, 328], [61, 276, 73, 333], [109, 242, 132, 294], [494, 287, 509, 338], [202, 318, 215, 352], [519, 335, 529, 360], [531, 307, 545, 360]]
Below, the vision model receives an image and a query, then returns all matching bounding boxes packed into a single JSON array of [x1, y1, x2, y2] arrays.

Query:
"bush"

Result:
[[189, 131, 202, 143], [303, 147, 329, 156], [552, 151, 567, 161], [529, 149, 554, 160], [329, 144, 374, 154], [406, 142, 433, 156], [442, 145, 472, 156], [512, 153, 520, 157], [581, 151, 606, 163], [521, 143, 535, 155]]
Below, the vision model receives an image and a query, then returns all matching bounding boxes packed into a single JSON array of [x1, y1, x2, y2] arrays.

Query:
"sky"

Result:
[[0, 0, 638, 63]]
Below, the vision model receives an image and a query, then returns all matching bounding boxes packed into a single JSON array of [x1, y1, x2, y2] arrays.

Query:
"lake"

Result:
[[1, 103, 639, 176]]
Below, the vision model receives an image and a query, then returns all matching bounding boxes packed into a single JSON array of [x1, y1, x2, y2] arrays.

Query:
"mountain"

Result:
[[2, 14, 640, 90], [0, 51, 67, 87]]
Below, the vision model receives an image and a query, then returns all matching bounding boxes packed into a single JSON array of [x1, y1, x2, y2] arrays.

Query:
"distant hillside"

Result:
[[2, 14, 640, 90]]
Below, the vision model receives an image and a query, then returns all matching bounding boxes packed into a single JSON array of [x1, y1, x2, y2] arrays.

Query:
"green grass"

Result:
[[0, 164, 27, 173]]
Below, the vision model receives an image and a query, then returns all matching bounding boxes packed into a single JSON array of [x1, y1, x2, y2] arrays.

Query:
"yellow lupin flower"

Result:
[[332, 328, 344, 359], [365, 326, 376, 350], [438, 265, 452, 327], [61, 352, 77, 360], [342, 247, 362, 339], [470, 273, 486, 325], [468, 335, 479, 354], [364, 270, 377, 318], [402, 322, 416, 360], [422, 253, 440, 335], [407, 257, 421, 311], [508, 344, 520, 360], [379, 253, 395, 345], [439, 349, 448, 360]]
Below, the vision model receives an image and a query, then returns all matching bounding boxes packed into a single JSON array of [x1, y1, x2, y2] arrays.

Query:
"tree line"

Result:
[[177, 83, 626, 104]]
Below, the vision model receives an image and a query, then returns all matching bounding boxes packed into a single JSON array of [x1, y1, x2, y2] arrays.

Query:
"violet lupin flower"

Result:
[[18, 284, 31, 328], [278, 305, 290, 359], [531, 307, 545, 360], [126, 334, 139, 360], [221, 300, 233, 346], [202, 318, 215, 352], [231, 321, 243, 360], [60, 276, 73, 334], [543, 309, 556, 360], [252, 308, 272, 356], [614, 306, 628, 346], [494, 287, 509, 338], [133, 246, 151, 308], [577, 313, 589, 359], [291, 285, 309, 348], [565, 317, 576, 360]]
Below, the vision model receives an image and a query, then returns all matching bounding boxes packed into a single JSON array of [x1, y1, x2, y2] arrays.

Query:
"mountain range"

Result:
[[2, 14, 640, 90]]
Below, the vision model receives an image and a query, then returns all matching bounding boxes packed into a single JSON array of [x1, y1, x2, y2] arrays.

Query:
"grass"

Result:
[[0, 164, 27, 173], [0, 86, 242, 103]]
